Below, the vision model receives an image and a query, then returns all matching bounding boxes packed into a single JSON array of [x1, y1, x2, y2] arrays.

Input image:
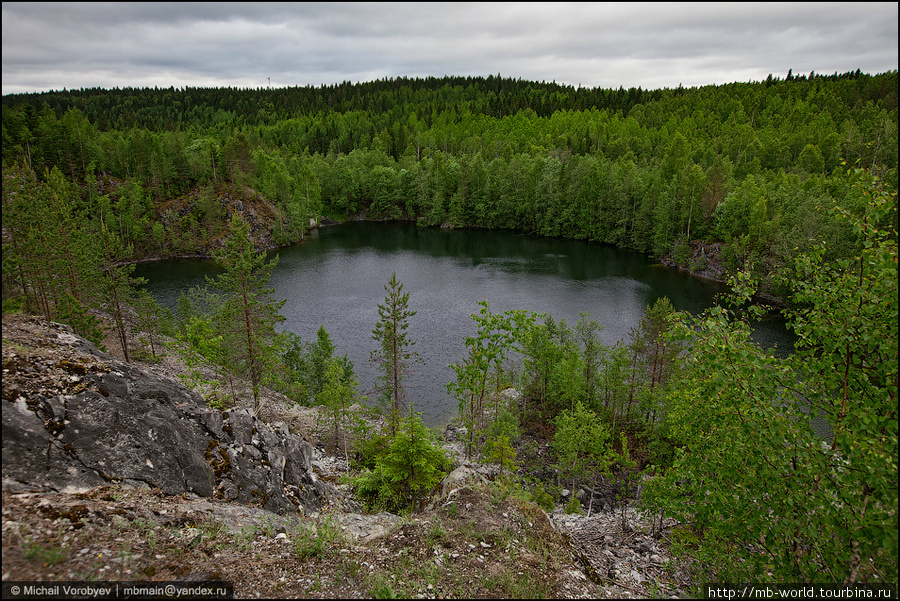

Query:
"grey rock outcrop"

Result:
[[2, 315, 333, 514]]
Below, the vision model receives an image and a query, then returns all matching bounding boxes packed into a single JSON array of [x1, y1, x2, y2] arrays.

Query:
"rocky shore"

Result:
[[2, 313, 692, 597]]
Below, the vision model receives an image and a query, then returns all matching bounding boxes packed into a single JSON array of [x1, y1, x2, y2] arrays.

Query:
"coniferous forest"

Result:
[[2, 72, 897, 590], [2, 72, 897, 273]]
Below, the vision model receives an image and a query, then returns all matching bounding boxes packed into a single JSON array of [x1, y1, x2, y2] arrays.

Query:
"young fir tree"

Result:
[[370, 271, 420, 437], [484, 410, 520, 478], [209, 214, 285, 410], [353, 410, 449, 512]]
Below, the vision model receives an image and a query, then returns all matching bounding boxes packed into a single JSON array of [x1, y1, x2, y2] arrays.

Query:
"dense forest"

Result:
[[2, 72, 897, 591], [2, 72, 897, 285]]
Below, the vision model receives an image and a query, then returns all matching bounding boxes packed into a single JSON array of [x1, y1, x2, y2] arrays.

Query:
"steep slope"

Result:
[[2, 314, 690, 597]]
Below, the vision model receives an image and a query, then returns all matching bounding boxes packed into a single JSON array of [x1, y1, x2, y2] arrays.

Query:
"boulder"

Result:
[[331, 512, 402, 542], [1, 315, 333, 514], [440, 465, 485, 496]]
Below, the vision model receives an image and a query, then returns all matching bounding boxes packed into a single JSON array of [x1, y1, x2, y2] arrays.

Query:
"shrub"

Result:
[[352, 412, 449, 512]]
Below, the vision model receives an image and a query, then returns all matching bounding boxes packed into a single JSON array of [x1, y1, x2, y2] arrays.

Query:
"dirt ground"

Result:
[[2, 481, 630, 599]]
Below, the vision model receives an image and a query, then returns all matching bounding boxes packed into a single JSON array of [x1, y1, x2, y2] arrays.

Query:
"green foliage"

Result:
[[574, 312, 605, 407], [672, 238, 692, 267], [310, 326, 339, 395], [98, 220, 149, 363], [552, 401, 611, 491], [519, 311, 616, 423], [23, 539, 67, 567], [447, 301, 539, 457], [3, 72, 897, 285], [352, 412, 449, 513], [112, 179, 153, 253], [522, 315, 581, 417], [484, 433, 516, 476], [370, 272, 421, 436], [168, 218, 292, 408], [172, 313, 233, 406], [174, 286, 224, 342], [527, 480, 557, 513], [131, 288, 172, 361], [276, 326, 355, 406], [369, 575, 400, 599], [275, 331, 310, 402], [643, 421, 677, 470], [2, 74, 896, 595], [594, 342, 632, 421], [626, 297, 679, 422], [316, 358, 364, 461], [490, 409, 520, 440], [564, 494, 583, 515], [783, 169, 898, 583], [643, 170, 898, 584], [209, 214, 286, 409], [293, 517, 339, 561], [0, 163, 160, 360], [56, 291, 105, 347], [484, 411, 520, 477], [608, 431, 639, 528], [352, 432, 391, 472]]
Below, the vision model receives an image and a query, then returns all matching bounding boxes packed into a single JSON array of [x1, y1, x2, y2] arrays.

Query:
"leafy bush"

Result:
[[643, 171, 898, 584], [564, 494, 583, 515]]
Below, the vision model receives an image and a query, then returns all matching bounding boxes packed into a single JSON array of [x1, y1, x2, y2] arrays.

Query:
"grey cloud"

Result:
[[2, 2, 896, 95]]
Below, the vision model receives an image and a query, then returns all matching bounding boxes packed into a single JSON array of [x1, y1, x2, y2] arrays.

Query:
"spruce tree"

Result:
[[370, 271, 420, 437], [353, 410, 449, 512]]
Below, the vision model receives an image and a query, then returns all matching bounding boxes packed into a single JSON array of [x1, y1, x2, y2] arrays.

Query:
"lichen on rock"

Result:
[[1, 314, 334, 514]]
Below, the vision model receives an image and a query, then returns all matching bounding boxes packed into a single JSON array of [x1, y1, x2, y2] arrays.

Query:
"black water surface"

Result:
[[136, 222, 795, 427]]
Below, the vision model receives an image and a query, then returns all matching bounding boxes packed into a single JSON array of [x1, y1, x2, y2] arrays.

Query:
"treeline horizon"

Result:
[[4, 70, 894, 128], [2, 70, 897, 297]]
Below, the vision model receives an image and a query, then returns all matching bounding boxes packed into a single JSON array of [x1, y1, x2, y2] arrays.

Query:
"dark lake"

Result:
[[135, 222, 794, 428]]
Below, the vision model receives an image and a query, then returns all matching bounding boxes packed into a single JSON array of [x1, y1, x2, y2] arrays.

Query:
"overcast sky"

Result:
[[2, 2, 897, 96]]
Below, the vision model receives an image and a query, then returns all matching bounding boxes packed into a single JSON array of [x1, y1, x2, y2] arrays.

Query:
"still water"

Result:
[[135, 222, 794, 427]]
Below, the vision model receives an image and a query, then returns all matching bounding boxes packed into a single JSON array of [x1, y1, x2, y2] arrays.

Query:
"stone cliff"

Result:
[[1, 314, 333, 514]]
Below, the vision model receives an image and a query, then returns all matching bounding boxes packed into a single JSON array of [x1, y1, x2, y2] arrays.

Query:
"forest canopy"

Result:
[[2, 71, 897, 286]]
